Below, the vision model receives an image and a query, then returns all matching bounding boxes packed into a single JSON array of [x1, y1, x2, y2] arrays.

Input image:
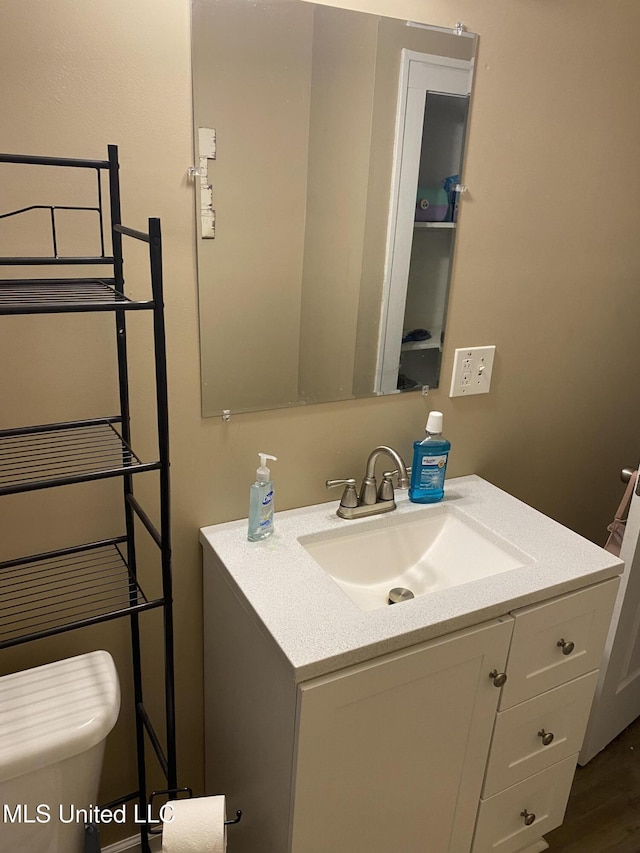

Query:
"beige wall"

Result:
[[1, 0, 640, 844]]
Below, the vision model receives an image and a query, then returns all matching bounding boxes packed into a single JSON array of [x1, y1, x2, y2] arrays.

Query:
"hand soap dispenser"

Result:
[[248, 453, 278, 541]]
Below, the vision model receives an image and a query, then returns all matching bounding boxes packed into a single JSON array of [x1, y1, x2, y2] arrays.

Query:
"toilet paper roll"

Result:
[[161, 796, 227, 853]]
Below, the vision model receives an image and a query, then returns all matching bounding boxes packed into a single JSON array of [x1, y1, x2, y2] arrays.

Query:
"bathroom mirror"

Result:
[[191, 0, 477, 417]]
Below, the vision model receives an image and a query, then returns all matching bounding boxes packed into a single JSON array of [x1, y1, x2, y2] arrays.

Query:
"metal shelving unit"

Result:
[[0, 145, 176, 853]]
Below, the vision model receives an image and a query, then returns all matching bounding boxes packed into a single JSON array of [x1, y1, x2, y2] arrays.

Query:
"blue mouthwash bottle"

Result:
[[247, 453, 278, 541], [409, 412, 450, 503]]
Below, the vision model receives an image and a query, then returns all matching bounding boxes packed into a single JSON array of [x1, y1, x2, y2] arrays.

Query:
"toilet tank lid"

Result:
[[0, 651, 120, 784]]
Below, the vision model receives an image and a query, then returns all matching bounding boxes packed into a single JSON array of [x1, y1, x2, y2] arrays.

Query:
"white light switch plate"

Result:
[[449, 346, 496, 397]]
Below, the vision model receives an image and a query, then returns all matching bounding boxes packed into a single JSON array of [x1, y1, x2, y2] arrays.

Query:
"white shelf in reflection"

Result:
[[401, 327, 443, 352], [413, 221, 456, 229]]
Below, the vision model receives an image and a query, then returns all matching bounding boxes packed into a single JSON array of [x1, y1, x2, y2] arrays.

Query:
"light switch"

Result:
[[449, 346, 496, 397]]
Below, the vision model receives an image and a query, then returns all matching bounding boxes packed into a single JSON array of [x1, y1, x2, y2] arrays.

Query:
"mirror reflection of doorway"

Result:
[[376, 51, 473, 395]]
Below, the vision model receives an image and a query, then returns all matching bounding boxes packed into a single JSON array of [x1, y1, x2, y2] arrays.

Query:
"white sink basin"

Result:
[[299, 507, 526, 611]]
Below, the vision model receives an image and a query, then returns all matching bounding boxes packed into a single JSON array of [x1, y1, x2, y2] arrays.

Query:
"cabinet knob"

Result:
[[520, 809, 536, 826], [489, 669, 508, 687], [538, 728, 554, 746], [557, 638, 575, 656]]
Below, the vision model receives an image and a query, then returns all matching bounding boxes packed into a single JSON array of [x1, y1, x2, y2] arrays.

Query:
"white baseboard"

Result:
[[101, 834, 162, 853]]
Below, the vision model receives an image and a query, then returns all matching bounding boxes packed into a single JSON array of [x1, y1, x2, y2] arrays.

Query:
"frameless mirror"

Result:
[[191, 0, 477, 417]]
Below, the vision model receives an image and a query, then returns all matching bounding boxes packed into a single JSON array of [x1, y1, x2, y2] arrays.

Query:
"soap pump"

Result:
[[248, 453, 278, 541]]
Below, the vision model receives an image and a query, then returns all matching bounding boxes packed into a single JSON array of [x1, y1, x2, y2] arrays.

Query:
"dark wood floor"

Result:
[[545, 716, 640, 851]]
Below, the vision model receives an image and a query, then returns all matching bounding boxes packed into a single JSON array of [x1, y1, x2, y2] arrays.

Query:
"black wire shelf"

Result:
[[0, 418, 161, 495], [0, 538, 164, 650], [0, 146, 177, 848], [0, 277, 154, 314]]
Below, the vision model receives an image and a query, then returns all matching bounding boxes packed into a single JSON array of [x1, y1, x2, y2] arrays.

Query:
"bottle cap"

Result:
[[426, 411, 443, 434], [257, 452, 277, 482]]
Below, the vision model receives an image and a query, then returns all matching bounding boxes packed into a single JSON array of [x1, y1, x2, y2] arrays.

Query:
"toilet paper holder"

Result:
[[148, 787, 243, 834], [226, 810, 243, 825]]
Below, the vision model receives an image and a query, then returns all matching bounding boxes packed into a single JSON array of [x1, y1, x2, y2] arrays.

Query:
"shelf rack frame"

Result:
[[0, 145, 176, 853]]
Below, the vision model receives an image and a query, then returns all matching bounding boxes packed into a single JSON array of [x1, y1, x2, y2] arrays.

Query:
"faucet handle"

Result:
[[387, 468, 410, 489], [326, 478, 358, 509], [378, 472, 396, 502]]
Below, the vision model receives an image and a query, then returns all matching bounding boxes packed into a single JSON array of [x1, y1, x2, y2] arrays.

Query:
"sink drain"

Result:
[[388, 587, 415, 605]]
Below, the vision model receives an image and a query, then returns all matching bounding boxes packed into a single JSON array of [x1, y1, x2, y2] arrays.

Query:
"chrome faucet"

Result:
[[326, 445, 410, 519]]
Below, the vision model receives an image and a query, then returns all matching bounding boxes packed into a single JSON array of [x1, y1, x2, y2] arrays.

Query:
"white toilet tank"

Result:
[[0, 650, 120, 853]]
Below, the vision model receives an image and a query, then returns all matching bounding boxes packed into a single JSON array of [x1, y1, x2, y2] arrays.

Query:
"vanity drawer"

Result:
[[472, 754, 577, 853], [483, 669, 598, 797], [499, 578, 618, 709]]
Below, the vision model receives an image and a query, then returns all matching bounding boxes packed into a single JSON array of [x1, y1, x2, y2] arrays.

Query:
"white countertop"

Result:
[[200, 475, 623, 682]]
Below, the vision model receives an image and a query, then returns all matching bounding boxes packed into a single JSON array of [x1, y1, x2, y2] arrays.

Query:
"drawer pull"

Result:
[[520, 809, 536, 826], [489, 669, 508, 687], [557, 638, 575, 656], [538, 728, 555, 746]]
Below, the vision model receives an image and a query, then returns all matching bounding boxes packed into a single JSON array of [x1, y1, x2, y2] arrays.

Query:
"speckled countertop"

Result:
[[200, 475, 622, 682]]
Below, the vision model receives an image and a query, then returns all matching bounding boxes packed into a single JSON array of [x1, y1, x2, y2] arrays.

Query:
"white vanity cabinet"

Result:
[[203, 539, 618, 853], [288, 578, 619, 853], [201, 479, 623, 853]]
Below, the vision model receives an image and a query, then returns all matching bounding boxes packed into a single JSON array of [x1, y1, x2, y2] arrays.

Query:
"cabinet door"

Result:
[[472, 754, 577, 853], [291, 617, 513, 853], [483, 670, 599, 797], [499, 578, 619, 709]]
